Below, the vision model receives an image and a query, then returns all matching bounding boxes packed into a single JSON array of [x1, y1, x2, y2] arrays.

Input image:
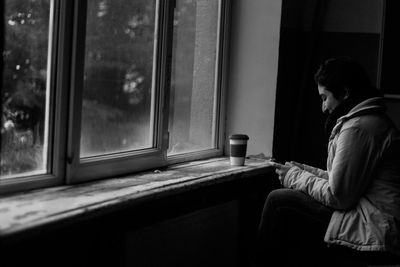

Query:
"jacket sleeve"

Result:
[[283, 127, 380, 210], [302, 164, 328, 180]]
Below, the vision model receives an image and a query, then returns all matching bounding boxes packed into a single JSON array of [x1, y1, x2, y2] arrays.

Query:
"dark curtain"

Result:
[[273, 0, 329, 169]]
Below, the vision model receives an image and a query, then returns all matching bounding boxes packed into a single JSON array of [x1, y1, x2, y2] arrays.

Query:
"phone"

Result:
[[270, 157, 284, 165], [269, 158, 283, 168]]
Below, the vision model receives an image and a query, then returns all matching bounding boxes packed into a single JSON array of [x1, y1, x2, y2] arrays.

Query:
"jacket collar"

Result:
[[338, 97, 386, 123], [329, 97, 386, 141]]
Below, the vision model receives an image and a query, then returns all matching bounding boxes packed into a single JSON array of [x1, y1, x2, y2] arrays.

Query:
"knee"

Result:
[[260, 188, 295, 221], [262, 188, 309, 217], [265, 188, 296, 206]]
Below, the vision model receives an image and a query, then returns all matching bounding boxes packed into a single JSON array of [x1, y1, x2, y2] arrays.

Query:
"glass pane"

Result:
[[168, 0, 220, 155], [1, 0, 53, 179], [80, 0, 157, 158]]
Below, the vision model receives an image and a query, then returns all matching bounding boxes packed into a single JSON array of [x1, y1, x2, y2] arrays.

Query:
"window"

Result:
[[1, 0, 230, 193], [168, 0, 222, 156], [0, 0, 61, 192], [81, 0, 157, 157]]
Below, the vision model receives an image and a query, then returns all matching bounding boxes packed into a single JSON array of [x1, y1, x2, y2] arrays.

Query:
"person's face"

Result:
[[318, 84, 343, 114]]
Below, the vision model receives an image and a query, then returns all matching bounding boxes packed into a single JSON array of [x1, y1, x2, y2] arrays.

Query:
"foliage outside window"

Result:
[[1, 0, 52, 179], [81, 0, 156, 157]]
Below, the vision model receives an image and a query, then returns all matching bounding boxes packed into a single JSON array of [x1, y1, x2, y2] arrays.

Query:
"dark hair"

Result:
[[314, 56, 381, 101]]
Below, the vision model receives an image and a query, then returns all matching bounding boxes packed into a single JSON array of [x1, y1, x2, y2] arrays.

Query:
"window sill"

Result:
[[0, 156, 274, 239]]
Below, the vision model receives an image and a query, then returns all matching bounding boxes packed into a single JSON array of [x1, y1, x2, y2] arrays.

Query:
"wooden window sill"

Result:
[[0, 157, 274, 239]]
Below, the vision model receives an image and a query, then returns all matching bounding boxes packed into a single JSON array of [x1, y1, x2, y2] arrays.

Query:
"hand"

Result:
[[289, 161, 304, 170], [270, 162, 292, 185]]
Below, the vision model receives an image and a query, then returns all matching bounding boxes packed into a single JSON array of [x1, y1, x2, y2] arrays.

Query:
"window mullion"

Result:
[[49, 0, 74, 184], [216, 0, 231, 152], [158, 0, 176, 158], [65, 0, 87, 183]]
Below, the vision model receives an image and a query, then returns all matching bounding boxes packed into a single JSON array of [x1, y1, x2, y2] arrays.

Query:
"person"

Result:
[[255, 57, 400, 266]]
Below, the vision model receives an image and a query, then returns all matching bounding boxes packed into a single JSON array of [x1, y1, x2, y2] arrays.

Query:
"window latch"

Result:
[[67, 153, 74, 164]]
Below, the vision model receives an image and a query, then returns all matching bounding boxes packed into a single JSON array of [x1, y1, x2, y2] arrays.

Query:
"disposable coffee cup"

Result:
[[229, 134, 249, 166]]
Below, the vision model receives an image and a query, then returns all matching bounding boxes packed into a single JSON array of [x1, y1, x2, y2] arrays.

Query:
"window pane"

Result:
[[168, 0, 220, 155], [1, 0, 52, 179], [80, 0, 157, 158]]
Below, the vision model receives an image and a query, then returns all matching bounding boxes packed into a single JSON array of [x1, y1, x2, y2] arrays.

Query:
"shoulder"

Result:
[[339, 114, 396, 144]]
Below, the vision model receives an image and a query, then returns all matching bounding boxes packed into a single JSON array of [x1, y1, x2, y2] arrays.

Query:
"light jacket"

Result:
[[283, 97, 400, 256]]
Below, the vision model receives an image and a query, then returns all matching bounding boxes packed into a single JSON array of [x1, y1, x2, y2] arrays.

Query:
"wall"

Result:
[[225, 0, 282, 157], [126, 202, 238, 266], [322, 0, 383, 33], [282, 0, 383, 33], [380, 0, 400, 128]]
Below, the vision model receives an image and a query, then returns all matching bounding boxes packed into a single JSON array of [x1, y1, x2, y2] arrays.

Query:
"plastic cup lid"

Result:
[[229, 134, 249, 140]]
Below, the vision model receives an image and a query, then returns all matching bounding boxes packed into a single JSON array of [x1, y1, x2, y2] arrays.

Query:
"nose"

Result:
[[322, 103, 327, 113]]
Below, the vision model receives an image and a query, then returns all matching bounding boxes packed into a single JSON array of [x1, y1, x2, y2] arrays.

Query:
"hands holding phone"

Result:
[[270, 160, 304, 185]]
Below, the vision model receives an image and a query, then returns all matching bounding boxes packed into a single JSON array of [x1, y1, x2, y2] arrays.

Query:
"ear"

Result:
[[343, 87, 350, 100]]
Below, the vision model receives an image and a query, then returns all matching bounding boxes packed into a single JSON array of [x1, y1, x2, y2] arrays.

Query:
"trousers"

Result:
[[255, 188, 333, 266]]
